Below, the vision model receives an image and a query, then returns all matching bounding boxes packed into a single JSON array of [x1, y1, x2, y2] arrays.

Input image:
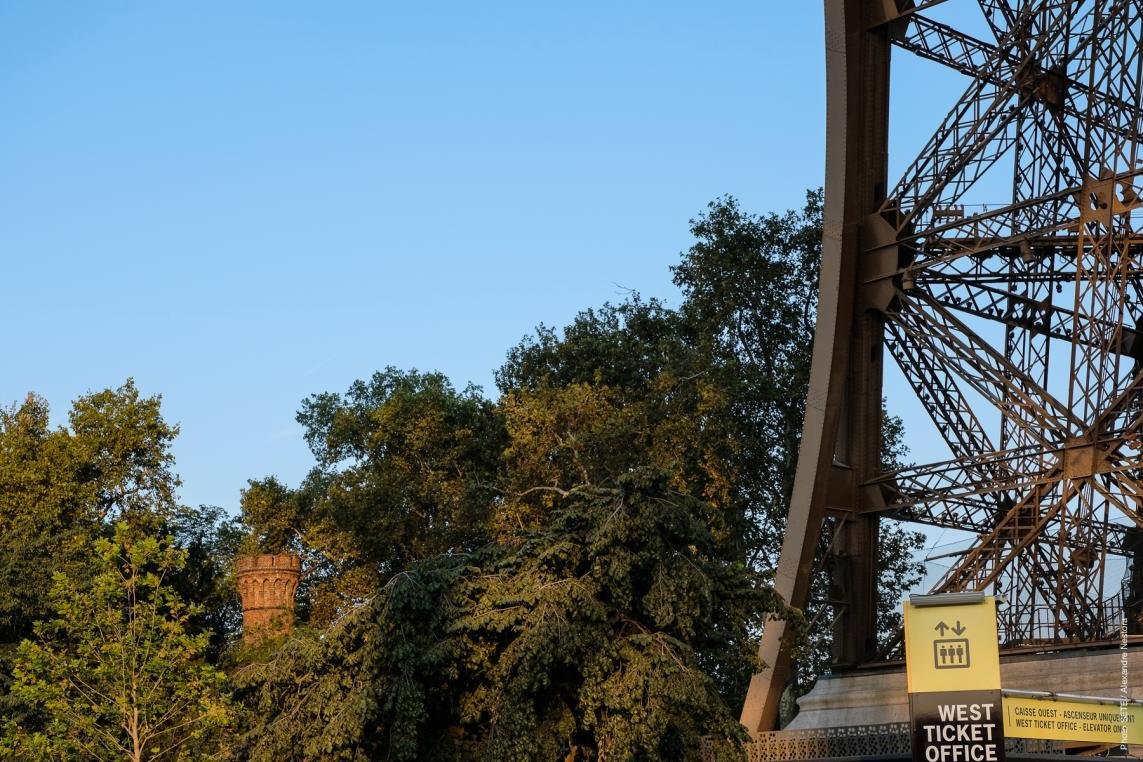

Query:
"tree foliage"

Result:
[[672, 194, 822, 565], [452, 473, 771, 760], [501, 193, 924, 699], [296, 368, 504, 568], [496, 302, 746, 554], [232, 471, 771, 760], [228, 560, 457, 761], [228, 192, 926, 753], [0, 193, 928, 756], [0, 382, 179, 647], [273, 369, 506, 625], [0, 382, 188, 726], [238, 477, 300, 555], [166, 504, 246, 662], [0, 394, 89, 650], [3, 522, 232, 761]]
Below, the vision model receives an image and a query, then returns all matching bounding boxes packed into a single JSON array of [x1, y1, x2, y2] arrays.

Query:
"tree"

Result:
[[676, 194, 924, 698], [233, 191, 924, 752], [3, 522, 232, 761], [0, 382, 184, 723], [503, 193, 925, 701], [670, 192, 823, 568], [497, 194, 832, 573], [227, 560, 458, 761], [0, 394, 88, 650], [0, 382, 180, 641], [232, 368, 774, 758], [496, 299, 750, 559], [238, 477, 301, 555], [295, 368, 505, 568], [66, 382, 180, 523], [230, 472, 772, 760], [284, 368, 505, 626], [165, 504, 246, 662], [450, 471, 772, 760]]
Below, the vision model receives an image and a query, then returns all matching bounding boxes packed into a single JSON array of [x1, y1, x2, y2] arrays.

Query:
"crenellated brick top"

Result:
[[235, 553, 303, 574]]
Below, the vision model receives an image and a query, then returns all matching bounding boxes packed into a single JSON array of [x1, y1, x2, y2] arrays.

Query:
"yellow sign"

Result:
[[1003, 696, 1143, 745], [904, 594, 1001, 694]]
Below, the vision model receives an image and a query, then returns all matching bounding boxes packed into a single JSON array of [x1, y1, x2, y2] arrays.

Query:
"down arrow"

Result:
[[952, 620, 966, 635]]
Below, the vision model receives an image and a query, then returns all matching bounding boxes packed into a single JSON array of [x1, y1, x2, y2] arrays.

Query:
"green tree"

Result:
[[670, 192, 823, 567], [496, 195, 832, 571], [231, 472, 771, 761], [232, 371, 772, 758], [0, 382, 180, 642], [3, 522, 232, 761], [451, 471, 771, 760], [285, 368, 506, 625], [0, 394, 88, 650], [502, 193, 924, 700], [675, 194, 924, 699], [228, 561, 458, 761], [67, 382, 180, 523], [233, 192, 925, 753], [166, 504, 246, 662], [295, 368, 505, 568], [0, 382, 184, 722], [494, 299, 754, 596], [239, 477, 301, 555]]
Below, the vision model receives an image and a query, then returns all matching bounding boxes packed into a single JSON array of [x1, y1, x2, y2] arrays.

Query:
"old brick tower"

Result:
[[235, 553, 301, 643]]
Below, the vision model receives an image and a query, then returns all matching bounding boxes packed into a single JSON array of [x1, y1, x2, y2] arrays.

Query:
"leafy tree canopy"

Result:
[[0, 382, 243, 734], [238, 477, 299, 555], [0, 193, 927, 756], [3, 522, 232, 761], [0, 382, 183, 695], [234, 192, 924, 752], [232, 470, 774, 761], [248, 369, 507, 626]]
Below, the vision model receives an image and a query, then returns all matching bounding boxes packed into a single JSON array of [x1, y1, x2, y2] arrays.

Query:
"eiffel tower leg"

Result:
[[747, 0, 1143, 737], [740, 0, 891, 734]]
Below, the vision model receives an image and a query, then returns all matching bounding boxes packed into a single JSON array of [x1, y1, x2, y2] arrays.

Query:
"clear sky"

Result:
[[1, 3, 973, 522]]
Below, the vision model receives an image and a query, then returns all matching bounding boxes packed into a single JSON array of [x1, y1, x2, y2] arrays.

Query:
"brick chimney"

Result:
[[236, 553, 301, 643]]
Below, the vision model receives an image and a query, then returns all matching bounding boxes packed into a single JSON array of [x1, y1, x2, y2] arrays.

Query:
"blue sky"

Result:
[[1, 3, 971, 518]]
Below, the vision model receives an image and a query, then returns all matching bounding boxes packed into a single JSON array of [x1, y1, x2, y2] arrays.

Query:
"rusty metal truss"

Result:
[[742, 0, 1143, 736]]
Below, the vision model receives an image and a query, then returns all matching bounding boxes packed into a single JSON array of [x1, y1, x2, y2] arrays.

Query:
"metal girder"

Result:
[[881, 2, 1077, 231], [920, 276, 1138, 354], [977, 0, 1016, 42], [931, 476, 1076, 594], [884, 316, 999, 463], [863, 450, 1139, 556], [896, 13, 1141, 148], [890, 291, 1081, 438], [883, 0, 1136, 235]]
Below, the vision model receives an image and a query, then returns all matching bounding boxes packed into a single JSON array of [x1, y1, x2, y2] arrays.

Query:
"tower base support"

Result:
[[734, 645, 1143, 760], [791, 644, 1143, 729]]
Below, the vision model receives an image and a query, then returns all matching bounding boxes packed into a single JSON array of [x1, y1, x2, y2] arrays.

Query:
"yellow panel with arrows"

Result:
[[904, 595, 1001, 694]]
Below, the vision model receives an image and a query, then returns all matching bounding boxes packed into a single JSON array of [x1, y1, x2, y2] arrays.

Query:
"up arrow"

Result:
[[952, 620, 967, 635], [934, 621, 950, 636]]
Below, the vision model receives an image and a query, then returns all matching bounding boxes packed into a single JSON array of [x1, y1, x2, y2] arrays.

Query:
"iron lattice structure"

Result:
[[742, 0, 1143, 734]]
